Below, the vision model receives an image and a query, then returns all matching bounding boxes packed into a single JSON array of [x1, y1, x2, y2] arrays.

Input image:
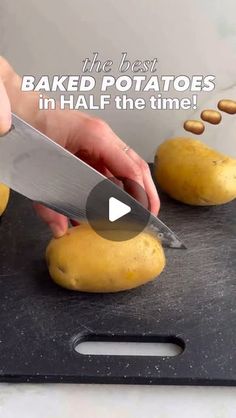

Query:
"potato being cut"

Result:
[[154, 137, 236, 206], [0, 184, 10, 216], [46, 224, 165, 293]]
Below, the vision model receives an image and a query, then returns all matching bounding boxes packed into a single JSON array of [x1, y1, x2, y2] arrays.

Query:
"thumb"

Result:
[[0, 78, 11, 135]]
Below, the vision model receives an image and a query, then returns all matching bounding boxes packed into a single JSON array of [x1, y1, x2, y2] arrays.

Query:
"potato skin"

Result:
[[154, 137, 236, 206], [0, 184, 10, 216], [46, 224, 165, 293]]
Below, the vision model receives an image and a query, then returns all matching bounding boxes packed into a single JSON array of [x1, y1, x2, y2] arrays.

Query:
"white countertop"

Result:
[[1, 384, 236, 418]]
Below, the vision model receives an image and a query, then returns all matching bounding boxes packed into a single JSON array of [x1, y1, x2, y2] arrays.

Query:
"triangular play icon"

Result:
[[109, 197, 131, 222]]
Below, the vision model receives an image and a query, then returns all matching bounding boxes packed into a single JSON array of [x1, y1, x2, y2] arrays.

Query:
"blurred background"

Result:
[[1, 0, 236, 160]]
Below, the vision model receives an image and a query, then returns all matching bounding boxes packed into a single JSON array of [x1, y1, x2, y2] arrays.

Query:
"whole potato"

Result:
[[46, 224, 165, 293], [154, 137, 236, 206], [0, 184, 10, 216]]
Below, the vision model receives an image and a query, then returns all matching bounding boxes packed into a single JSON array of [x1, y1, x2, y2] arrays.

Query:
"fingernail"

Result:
[[49, 223, 66, 238]]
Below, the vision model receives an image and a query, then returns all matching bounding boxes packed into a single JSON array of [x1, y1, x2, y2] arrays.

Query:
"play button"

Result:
[[109, 197, 131, 222], [86, 177, 151, 241]]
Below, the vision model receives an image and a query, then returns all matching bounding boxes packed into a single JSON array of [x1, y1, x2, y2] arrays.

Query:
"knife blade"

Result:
[[0, 113, 185, 249]]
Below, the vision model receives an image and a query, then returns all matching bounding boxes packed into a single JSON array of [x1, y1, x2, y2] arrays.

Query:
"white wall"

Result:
[[2, 0, 236, 161]]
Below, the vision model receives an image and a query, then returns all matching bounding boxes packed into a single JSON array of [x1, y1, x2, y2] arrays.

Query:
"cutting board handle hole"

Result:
[[74, 335, 184, 357]]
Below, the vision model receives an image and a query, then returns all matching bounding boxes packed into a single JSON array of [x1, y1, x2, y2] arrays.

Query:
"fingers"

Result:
[[122, 177, 149, 209], [33, 203, 68, 238], [80, 119, 145, 190], [98, 125, 160, 215], [125, 148, 160, 215], [141, 162, 160, 215], [100, 140, 145, 189], [0, 78, 11, 135]]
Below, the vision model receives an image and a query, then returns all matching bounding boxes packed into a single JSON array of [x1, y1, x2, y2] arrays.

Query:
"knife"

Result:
[[0, 113, 185, 249]]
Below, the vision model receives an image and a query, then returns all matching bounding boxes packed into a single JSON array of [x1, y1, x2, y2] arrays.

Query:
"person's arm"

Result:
[[0, 56, 87, 145], [0, 56, 45, 130]]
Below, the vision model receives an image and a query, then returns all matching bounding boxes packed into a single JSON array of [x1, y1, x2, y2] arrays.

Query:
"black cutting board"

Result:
[[0, 185, 236, 385]]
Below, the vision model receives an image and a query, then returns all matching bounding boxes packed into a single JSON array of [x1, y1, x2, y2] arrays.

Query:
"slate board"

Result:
[[0, 185, 236, 385]]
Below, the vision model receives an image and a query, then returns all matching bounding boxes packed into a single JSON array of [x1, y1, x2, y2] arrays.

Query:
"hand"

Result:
[[0, 57, 160, 238], [35, 109, 160, 237], [0, 78, 11, 135]]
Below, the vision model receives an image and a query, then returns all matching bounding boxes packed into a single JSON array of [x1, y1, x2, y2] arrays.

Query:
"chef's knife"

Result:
[[0, 113, 185, 249]]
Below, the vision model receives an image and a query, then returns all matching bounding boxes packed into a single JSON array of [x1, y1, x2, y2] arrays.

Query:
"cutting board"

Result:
[[0, 182, 236, 385]]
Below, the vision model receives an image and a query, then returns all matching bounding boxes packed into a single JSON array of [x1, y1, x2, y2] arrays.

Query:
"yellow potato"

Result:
[[0, 184, 10, 215], [46, 224, 165, 293], [154, 137, 236, 206]]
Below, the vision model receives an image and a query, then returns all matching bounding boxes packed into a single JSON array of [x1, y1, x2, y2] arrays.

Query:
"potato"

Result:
[[0, 184, 10, 216], [46, 224, 165, 293], [154, 137, 236, 206]]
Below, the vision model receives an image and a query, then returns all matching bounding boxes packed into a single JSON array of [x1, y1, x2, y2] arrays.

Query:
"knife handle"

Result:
[[70, 219, 80, 227]]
